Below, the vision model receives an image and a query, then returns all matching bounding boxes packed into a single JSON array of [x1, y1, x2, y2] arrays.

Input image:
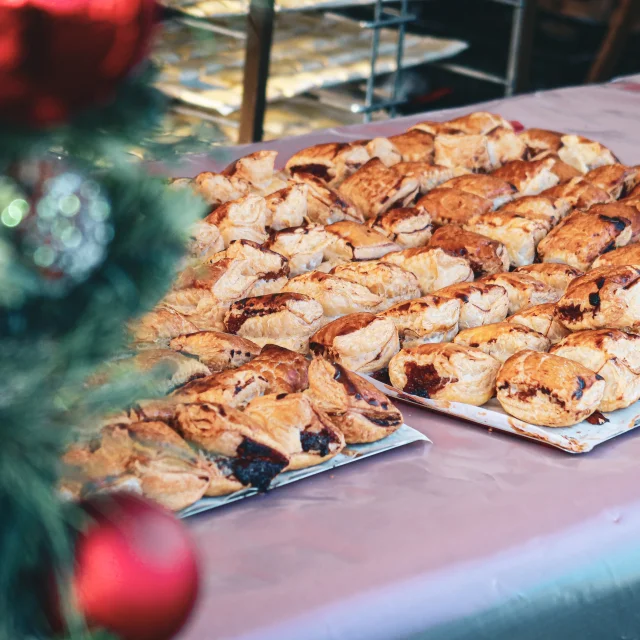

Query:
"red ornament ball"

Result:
[[0, 0, 158, 126], [58, 493, 200, 640]]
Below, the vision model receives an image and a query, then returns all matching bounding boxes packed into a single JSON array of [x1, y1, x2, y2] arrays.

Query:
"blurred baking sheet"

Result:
[[179, 423, 429, 517], [365, 376, 640, 454]]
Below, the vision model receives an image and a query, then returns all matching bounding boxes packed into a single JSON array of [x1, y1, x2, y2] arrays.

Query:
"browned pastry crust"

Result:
[[496, 351, 605, 427], [388, 129, 435, 162], [592, 243, 640, 269], [585, 164, 640, 200], [557, 135, 618, 173], [264, 183, 307, 230], [513, 263, 584, 297], [245, 393, 345, 470], [507, 303, 571, 344], [169, 331, 260, 372], [187, 221, 224, 261], [392, 162, 457, 194], [491, 157, 559, 196], [499, 194, 571, 227], [222, 150, 278, 192], [291, 172, 364, 224], [239, 344, 310, 394], [160, 287, 229, 333], [324, 220, 401, 262], [530, 152, 583, 184], [388, 342, 501, 405], [192, 172, 248, 207], [305, 357, 403, 443], [537, 210, 632, 271], [440, 174, 516, 208], [415, 187, 493, 227], [542, 177, 612, 210], [337, 158, 420, 220], [411, 112, 510, 136], [429, 225, 510, 277], [365, 137, 402, 167], [371, 207, 434, 248], [204, 193, 270, 246], [436, 282, 510, 329], [175, 259, 256, 300], [265, 224, 329, 276], [520, 128, 564, 157], [129, 307, 199, 344], [555, 265, 640, 331], [487, 127, 527, 166], [433, 133, 493, 172], [481, 272, 561, 314], [587, 202, 640, 243]]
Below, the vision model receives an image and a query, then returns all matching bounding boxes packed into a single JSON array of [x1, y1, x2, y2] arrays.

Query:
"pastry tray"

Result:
[[365, 377, 640, 454], [179, 423, 429, 517]]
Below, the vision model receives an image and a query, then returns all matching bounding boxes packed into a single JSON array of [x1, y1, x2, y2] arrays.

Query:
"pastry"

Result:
[[175, 259, 258, 302], [370, 207, 433, 248], [591, 243, 640, 269], [440, 174, 516, 209], [160, 288, 229, 333], [204, 193, 269, 246], [169, 331, 260, 372], [324, 220, 401, 262], [222, 150, 278, 192], [584, 164, 640, 199], [537, 210, 632, 271], [129, 307, 199, 344], [481, 272, 560, 314], [283, 271, 383, 319], [513, 263, 584, 297], [464, 211, 549, 267], [555, 265, 640, 331], [264, 183, 307, 230], [382, 246, 474, 294], [587, 202, 640, 242], [437, 282, 510, 329], [520, 128, 563, 157], [174, 402, 289, 491], [224, 292, 325, 353], [330, 261, 421, 310], [550, 329, 640, 412], [365, 137, 402, 167], [415, 187, 493, 227], [491, 157, 559, 196], [192, 172, 248, 207], [309, 312, 400, 373], [265, 224, 329, 277], [433, 133, 493, 172], [542, 177, 612, 210], [392, 162, 457, 194], [291, 172, 364, 224], [285, 141, 370, 186], [496, 351, 605, 427], [388, 342, 501, 406], [239, 344, 310, 394], [412, 111, 510, 135], [305, 357, 403, 443], [557, 134, 618, 173], [187, 221, 224, 262], [507, 303, 570, 344], [428, 225, 510, 277], [337, 158, 419, 220], [499, 194, 571, 227], [486, 127, 527, 166], [245, 393, 345, 470], [378, 295, 461, 346], [453, 321, 551, 363], [387, 129, 435, 162]]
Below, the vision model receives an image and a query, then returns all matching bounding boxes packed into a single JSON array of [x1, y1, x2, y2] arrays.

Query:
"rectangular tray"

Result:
[[365, 377, 640, 454], [179, 423, 429, 517]]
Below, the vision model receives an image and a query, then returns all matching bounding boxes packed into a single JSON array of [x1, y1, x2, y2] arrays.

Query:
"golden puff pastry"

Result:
[[388, 342, 501, 405], [264, 183, 307, 230], [557, 135, 618, 173], [496, 351, 605, 427], [160, 288, 229, 333], [416, 187, 493, 227], [192, 172, 248, 208], [464, 211, 549, 267], [499, 194, 571, 227], [291, 172, 364, 225], [245, 393, 345, 470], [239, 344, 310, 395], [265, 224, 329, 277], [172, 368, 269, 409], [174, 402, 289, 491], [383, 246, 474, 294], [371, 207, 433, 248], [429, 225, 510, 277], [169, 331, 260, 372], [392, 162, 458, 194], [412, 111, 510, 136], [330, 261, 421, 310], [437, 282, 510, 330], [309, 312, 400, 373], [337, 158, 420, 220], [591, 243, 640, 269], [584, 164, 640, 200], [433, 133, 493, 172], [453, 321, 550, 363], [387, 129, 435, 162], [222, 150, 278, 192], [205, 194, 269, 247], [365, 137, 402, 167], [379, 295, 461, 346], [487, 127, 527, 167], [537, 210, 632, 271], [513, 263, 584, 297], [175, 259, 257, 302], [224, 292, 325, 353], [285, 141, 370, 187], [507, 303, 570, 344], [187, 221, 224, 262], [520, 128, 563, 157], [324, 220, 401, 262], [588, 202, 640, 243], [555, 265, 640, 331], [440, 174, 516, 209], [542, 177, 612, 210], [305, 357, 403, 443], [491, 157, 559, 196], [129, 307, 199, 344], [481, 272, 560, 314], [550, 329, 640, 412], [283, 271, 383, 319]]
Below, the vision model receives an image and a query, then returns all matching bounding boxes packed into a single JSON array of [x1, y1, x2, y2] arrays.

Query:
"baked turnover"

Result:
[[265, 224, 329, 277], [507, 303, 571, 344], [169, 331, 261, 372], [416, 187, 493, 227], [205, 193, 270, 247], [371, 207, 434, 248], [437, 281, 510, 329], [481, 272, 560, 314], [513, 263, 585, 297]]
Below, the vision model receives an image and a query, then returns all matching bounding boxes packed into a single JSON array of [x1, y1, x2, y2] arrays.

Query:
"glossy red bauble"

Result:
[[0, 0, 157, 126]]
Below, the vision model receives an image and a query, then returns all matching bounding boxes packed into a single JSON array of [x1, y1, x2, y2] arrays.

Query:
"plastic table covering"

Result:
[[177, 77, 640, 640]]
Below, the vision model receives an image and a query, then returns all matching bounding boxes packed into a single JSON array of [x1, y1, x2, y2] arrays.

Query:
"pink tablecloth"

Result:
[[177, 79, 640, 640]]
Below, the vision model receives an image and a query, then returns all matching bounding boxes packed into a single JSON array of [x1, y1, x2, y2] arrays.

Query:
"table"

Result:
[[177, 77, 640, 640]]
